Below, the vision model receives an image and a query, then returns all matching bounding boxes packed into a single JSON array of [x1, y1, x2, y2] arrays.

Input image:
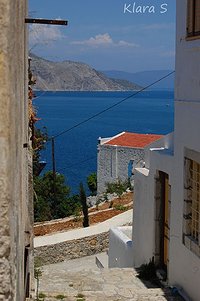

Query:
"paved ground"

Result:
[[34, 210, 133, 248], [37, 253, 184, 301]]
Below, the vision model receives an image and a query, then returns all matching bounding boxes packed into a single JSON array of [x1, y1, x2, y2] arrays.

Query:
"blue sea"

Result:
[[33, 91, 174, 194]]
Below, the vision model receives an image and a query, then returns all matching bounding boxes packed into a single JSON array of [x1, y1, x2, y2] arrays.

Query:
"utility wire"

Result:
[[51, 70, 175, 140]]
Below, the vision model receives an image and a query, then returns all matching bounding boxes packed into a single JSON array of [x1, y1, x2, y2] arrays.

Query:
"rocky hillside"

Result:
[[30, 54, 141, 91]]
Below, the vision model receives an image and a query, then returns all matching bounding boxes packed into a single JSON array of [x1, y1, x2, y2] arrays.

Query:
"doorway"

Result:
[[155, 171, 170, 272]]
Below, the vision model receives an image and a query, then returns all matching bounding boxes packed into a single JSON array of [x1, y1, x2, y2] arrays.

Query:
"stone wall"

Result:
[[34, 232, 109, 265], [0, 0, 33, 300], [97, 143, 144, 194]]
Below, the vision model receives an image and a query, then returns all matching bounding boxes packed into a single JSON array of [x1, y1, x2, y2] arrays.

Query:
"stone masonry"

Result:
[[0, 0, 34, 300], [34, 232, 109, 265], [97, 140, 144, 194]]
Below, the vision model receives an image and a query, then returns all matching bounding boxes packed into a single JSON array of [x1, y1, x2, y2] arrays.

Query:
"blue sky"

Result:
[[29, 0, 176, 72]]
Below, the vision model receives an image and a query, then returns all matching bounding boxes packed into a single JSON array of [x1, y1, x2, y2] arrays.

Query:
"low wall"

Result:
[[34, 232, 109, 265], [108, 226, 133, 268]]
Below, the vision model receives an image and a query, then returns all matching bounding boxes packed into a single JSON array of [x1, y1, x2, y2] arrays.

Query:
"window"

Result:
[[189, 159, 200, 242], [183, 156, 200, 257], [187, 0, 200, 38]]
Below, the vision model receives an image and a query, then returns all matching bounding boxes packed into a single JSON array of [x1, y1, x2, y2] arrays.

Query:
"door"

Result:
[[163, 175, 170, 267], [156, 171, 170, 271]]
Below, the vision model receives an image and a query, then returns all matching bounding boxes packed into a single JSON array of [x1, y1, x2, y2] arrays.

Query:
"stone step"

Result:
[[95, 252, 108, 268], [38, 253, 185, 301]]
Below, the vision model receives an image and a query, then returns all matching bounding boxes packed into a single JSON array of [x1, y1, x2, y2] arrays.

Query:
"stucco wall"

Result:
[[133, 142, 174, 268], [108, 226, 133, 268], [0, 1, 33, 300], [97, 144, 144, 194], [167, 106, 200, 301], [133, 1, 200, 299], [167, 1, 200, 300], [175, 0, 200, 103]]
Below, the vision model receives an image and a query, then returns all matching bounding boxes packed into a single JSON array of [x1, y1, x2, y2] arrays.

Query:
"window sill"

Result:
[[184, 235, 200, 257], [186, 35, 200, 41]]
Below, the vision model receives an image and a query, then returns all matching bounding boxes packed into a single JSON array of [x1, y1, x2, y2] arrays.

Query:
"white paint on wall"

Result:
[[108, 226, 133, 268], [132, 1, 200, 299], [133, 134, 174, 268]]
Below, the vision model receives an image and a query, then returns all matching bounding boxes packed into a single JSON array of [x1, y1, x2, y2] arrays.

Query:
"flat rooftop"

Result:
[[104, 132, 163, 148]]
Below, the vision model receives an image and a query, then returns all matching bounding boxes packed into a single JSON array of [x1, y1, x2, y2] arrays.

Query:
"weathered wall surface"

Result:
[[97, 144, 144, 194], [34, 232, 109, 265], [0, 0, 33, 300], [167, 1, 200, 300], [132, 1, 200, 300]]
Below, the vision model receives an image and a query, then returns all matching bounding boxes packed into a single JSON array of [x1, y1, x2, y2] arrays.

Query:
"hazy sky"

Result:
[[28, 0, 176, 72]]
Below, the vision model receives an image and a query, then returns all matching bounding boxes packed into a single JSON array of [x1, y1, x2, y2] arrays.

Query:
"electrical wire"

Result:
[[51, 70, 175, 140]]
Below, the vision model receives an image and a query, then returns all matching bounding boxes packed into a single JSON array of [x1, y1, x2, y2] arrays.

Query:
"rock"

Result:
[[30, 53, 142, 92]]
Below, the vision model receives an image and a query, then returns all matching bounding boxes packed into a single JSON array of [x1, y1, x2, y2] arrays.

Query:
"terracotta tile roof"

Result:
[[105, 132, 163, 148]]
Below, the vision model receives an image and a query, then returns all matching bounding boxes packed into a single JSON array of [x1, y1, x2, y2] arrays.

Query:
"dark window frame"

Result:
[[187, 0, 200, 38]]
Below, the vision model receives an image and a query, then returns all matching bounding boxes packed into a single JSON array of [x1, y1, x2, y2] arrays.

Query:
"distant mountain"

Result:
[[30, 54, 142, 91], [102, 70, 175, 90]]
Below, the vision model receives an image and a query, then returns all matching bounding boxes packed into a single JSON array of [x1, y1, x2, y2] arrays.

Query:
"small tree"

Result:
[[34, 258, 43, 301], [34, 171, 71, 221], [79, 183, 89, 227], [87, 172, 97, 195]]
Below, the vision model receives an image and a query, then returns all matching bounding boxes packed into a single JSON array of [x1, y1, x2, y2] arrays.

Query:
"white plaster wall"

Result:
[[168, 106, 200, 301], [108, 227, 133, 268], [97, 144, 144, 194], [131, 2, 200, 299], [132, 167, 152, 267], [144, 134, 172, 169], [133, 134, 174, 267], [175, 0, 200, 103], [166, 1, 200, 300]]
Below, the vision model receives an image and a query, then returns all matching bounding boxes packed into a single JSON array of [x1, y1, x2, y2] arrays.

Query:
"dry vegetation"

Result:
[[34, 192, 133, 236]]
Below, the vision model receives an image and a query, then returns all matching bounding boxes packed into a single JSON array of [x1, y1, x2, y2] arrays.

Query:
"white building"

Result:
[[109, 1, 200, 300], [97, 131, 163, 194]]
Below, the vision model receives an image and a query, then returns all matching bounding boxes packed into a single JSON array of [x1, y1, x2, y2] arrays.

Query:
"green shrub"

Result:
[[38, 292, 46, 300], [87, 172, 97, 195], [103, 193, 108, 201], [137, 258, 156, 281], [96, 199, 101, 210], [106, 179, 131, 197], [73, 206, 81, 222], [55, 294, 66, 300], [113, 204, 127, 211], [76, 293, 85, 298]]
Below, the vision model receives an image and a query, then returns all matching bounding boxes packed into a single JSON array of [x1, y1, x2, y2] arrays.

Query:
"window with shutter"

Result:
[[183, 157, 200, 257], [187, 0, 200, 38]]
